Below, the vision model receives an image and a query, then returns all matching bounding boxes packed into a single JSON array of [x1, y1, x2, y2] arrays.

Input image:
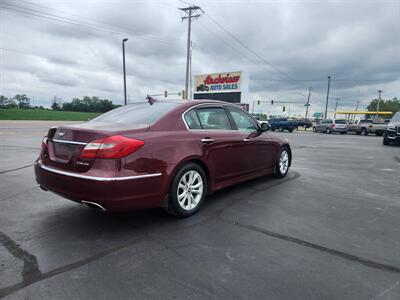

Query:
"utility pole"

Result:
[[354, 100, 359, 121], [305, 87, 312, 118], [324, 76, 331, 119], [179, 6, 202, 100], [122, 38, 128, 105], [377, 90, 383, 112], [189, 41, 193, 99], [377, 90, 383, 121], [334, 97, 339, 119]]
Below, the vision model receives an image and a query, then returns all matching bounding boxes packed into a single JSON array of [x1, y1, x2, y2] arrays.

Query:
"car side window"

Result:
[[184, 109, 202, 129], [227, 106, 258, 131], [195, 107, 232, 130]]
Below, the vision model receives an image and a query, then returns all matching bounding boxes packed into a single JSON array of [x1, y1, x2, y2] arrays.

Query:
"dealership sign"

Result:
[[194, 71, 242, 93]]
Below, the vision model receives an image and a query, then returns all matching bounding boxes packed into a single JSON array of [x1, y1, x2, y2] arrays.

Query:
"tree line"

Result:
[[1, 94, 398, 116], [0, 95, 120, 113], [367, 97, 400, 117]]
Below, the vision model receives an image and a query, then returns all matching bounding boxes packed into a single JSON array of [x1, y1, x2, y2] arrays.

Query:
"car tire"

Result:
[[274, 147, 290, 178], [361, 128, 368, 136], [313, 127, 317, 132], [383, 135, 390, 145], [166, 163, 207, 218], [288, 129, 293, 132], [279, 127, 284, 132], [326, 128, 331, 134]]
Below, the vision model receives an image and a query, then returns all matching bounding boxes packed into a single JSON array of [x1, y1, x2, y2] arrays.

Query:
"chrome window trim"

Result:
[[182, 102, 254, 131], [181, 103, 224, 130], [52, 139, 88, 146], [37, 161, 162, 181]]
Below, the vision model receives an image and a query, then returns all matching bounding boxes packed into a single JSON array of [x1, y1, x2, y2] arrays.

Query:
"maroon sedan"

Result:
[[35, 100, 292, 217]]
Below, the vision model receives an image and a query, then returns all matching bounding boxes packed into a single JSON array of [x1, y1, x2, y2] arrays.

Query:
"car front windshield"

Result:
[[89, 102, 181, 125], [391, 112, 400, 122]]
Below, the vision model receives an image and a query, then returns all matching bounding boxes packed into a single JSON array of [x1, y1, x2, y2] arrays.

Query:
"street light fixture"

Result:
[[122, 38, 129, 105]]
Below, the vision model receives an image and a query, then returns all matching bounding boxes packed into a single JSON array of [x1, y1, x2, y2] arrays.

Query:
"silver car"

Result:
[[313, 119, 348, 134]]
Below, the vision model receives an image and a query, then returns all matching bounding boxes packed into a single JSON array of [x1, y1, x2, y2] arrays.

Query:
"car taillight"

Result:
[[41, 136, 47, 152], [332, 124, 336, 128], [80, 135, 144, 159], [369, 125, 373, 128]]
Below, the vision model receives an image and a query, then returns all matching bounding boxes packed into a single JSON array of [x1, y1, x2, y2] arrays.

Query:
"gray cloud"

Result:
[[0, 0, 398, 115]]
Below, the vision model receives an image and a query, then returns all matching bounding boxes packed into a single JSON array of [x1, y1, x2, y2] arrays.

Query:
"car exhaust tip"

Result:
[[81, 201, 106, 211]]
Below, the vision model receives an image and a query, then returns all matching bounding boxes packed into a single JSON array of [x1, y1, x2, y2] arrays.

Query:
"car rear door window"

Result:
[[184, 109, 202, 129], [195, 107, 232, 130], [227, 106, 258, 131]]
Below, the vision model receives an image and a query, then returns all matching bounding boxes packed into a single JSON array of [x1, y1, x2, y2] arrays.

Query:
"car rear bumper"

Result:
[[333, 127, 347, 132], [34, 159, 167, 211]]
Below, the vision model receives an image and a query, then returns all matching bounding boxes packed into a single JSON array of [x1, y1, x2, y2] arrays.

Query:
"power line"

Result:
[[201, 10, 309, 89], [16, 0, 180, 44], [1, 2, 181, 46]]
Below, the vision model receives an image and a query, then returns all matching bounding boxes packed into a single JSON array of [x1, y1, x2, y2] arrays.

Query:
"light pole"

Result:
[[305, 87, 311, 119], [324, 76, 331, 119], [122, 38, 128, 105]]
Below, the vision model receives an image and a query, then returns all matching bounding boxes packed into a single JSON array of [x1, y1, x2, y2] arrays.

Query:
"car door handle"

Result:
[[201, 138, 215, 143], [243, 138, 251, 142]]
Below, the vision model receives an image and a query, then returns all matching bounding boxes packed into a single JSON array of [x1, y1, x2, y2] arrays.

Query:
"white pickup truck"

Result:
[[347, 119, 387, 136]]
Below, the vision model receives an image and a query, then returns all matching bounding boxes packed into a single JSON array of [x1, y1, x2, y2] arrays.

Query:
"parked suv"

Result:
[[313, 119, 348, 134], [269, 118, 298, 132], [383, 112, 400, 145]]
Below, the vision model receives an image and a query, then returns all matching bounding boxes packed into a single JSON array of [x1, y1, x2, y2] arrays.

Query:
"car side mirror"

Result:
[[260, 123, 269, 131]]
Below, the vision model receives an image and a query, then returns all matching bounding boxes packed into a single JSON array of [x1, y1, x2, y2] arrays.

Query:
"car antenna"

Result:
[[146, 95, 157, 105]]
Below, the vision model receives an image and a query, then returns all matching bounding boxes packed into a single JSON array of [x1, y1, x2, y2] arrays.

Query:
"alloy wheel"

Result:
[[177, 170, 204, 211], [279, 150, 289, 174]]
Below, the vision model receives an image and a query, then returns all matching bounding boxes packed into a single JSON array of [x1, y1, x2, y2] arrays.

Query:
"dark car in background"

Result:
[[35, 100, 292, 217], [269, 118, 299, 132], [383, 112, 400, 145], [313, 119, 348, 134], [297, 118, 312, 129]]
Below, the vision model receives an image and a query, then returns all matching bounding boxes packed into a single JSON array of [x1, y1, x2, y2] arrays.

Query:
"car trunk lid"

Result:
[[42, 122, 149, 172]]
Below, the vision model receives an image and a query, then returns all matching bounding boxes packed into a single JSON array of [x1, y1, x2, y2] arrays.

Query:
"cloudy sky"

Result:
[[0, 0, 399, 116]]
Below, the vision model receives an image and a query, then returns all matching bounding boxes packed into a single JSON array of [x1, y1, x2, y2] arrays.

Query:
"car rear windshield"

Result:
[[89, 102, 180, 125], [335, 120, 347, 124]]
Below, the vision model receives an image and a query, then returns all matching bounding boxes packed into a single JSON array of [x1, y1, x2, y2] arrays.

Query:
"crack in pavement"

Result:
[[220, 219, 400, 274], [0, 146, 40, 150], [0, 231, 42, 290], [0, 235, 145, 298], [0, 164, 34, 175]]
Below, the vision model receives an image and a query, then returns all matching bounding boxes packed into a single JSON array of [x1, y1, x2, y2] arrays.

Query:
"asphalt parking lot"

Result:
[[0, 121, 399, 300]]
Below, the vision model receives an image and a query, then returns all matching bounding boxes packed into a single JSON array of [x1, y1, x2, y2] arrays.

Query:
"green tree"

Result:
[[61, 96, 117, 113], [367, 97, 400, 119], [0, 95, 8, 107], [13, 94, 31, 109], [0, 95, 17, 108], [51, 96, 61, 110]]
